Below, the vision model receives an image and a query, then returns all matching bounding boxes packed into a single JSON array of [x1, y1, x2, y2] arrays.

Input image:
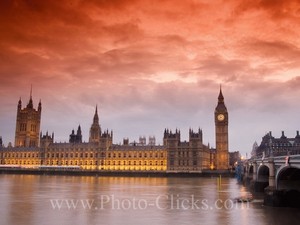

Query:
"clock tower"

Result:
[[215, 87, 229, 170]]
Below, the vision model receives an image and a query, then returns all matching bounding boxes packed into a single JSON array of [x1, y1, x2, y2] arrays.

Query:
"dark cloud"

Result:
[[234, 0, 300, 20]]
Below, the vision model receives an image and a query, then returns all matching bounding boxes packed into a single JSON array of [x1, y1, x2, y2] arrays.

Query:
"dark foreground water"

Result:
[[0, 174, 299, 225]]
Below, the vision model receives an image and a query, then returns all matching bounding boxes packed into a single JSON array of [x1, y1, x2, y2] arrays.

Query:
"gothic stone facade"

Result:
[[0, 89, 229, 171], [252, 131, 300, 158]]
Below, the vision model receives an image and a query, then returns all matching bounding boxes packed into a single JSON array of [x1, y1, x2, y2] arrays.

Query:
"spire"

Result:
[[215, 85, 227, 113], [30, 84, 32, 99], [38, 99, 42, 111], [218, 84, 224, 103], [77, 125, 82, 135], [93, 105, 99, 124], [27, 85, 33, 108], [18, 97, 22, 110]]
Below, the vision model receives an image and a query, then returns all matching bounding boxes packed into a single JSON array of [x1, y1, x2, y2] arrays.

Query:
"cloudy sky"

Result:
[[1, 0, 300, 156]]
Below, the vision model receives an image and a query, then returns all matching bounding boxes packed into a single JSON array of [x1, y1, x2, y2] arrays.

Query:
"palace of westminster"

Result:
[[0, 88, 231, 172]]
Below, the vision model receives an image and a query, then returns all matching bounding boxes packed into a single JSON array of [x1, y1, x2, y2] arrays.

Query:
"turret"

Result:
[[38, 99, 42, 112], [40, 131, 54, 148], [189, 128, 203, 143], [27, 85, 33, 109], [18, 98, 22, 111], [281, 131, 286, 139], [89, 106, 101, 143], [69, 126, 82, 144], [77, 125, 82, 136], [99, 129, 113, 148], [163, 129, 180, 146], [77, 125, 82, 143]]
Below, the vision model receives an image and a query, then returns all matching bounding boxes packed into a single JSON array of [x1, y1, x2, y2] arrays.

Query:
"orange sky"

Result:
[[1, 0, 300, 155]]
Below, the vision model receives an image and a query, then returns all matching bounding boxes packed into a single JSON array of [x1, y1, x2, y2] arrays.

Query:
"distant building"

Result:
[[253, 131, 300, 158], [229, 151, 240, 168], [0, 88, 230, 172]]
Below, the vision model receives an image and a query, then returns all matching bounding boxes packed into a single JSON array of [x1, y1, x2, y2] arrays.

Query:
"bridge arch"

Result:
[[248, 165, 253, 174], [276, 165, 300, 191], [257, 164, 270, 183]]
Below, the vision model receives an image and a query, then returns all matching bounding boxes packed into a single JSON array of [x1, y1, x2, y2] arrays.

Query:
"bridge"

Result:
[[243, 154, 300, 207]]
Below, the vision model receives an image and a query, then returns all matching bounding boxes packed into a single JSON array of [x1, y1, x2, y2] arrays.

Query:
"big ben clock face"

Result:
[[217, 114, 225, 121]]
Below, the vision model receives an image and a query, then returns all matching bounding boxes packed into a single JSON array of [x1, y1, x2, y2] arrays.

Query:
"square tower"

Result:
[[215, 87, 229, 170], [14, 90, 41, 147]]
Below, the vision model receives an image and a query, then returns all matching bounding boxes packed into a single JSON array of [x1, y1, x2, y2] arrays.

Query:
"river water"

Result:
[[0, 174, 299, 225]]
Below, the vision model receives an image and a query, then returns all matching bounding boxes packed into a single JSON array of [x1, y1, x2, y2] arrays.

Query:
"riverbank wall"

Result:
[[0, 168, 235, 178]]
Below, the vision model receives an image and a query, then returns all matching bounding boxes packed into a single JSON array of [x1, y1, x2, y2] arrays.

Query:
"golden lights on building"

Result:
[[0, 88, 229, 172]]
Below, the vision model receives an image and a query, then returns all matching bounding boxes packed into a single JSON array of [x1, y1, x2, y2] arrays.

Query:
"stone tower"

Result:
[[15, 88, 41, 147], [89, 105, 101, 143], [69, 125, 82, 144], [215, 86, 229, 170], [163, 129, 180, 171]]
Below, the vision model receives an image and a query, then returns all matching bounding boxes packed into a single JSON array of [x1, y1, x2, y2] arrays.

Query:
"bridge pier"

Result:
[[252, 162, 257, 181], [268, 158, 275, 189], [250, 161, 270, 192], [243, 163, 253, 186]]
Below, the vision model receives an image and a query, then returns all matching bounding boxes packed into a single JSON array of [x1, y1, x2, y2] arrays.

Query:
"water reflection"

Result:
[[0, 174, 299, 225]]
